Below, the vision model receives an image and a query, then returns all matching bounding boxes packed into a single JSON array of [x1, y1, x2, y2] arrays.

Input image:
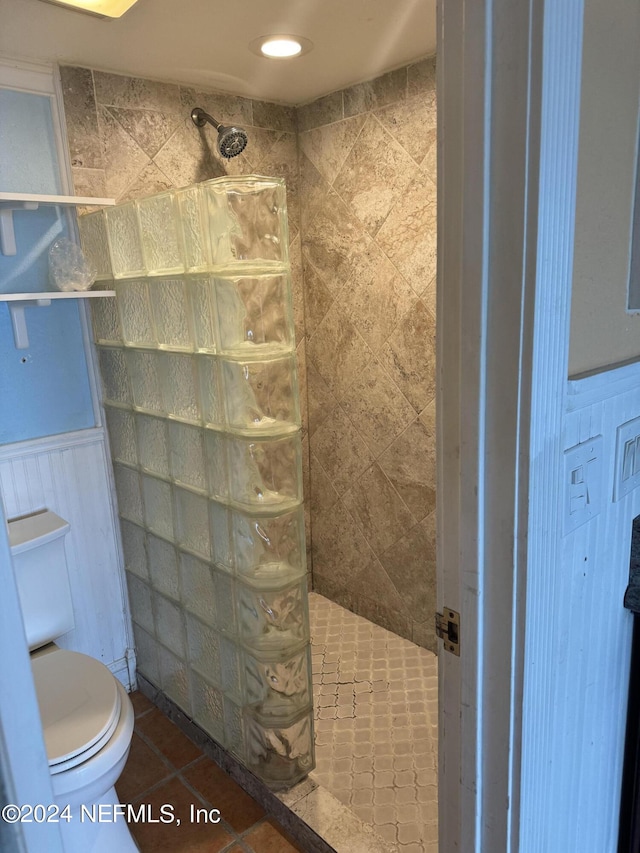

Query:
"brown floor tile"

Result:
[[129, 776, 234, 852], [116, 732, 172, 803], [130, 690, 154, 717], [183, 757, 266, 834], [243, 818, 307, 853], [137, 708, 202, 769]]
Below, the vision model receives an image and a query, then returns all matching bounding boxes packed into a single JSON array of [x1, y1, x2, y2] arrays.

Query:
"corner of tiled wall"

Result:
[[296, 54, 438, 651]]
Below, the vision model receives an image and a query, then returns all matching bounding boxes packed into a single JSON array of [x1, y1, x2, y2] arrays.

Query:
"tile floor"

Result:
[[119, 593, 438, 853], [118, 691, 306, 852], [308, 593, 439, 853]]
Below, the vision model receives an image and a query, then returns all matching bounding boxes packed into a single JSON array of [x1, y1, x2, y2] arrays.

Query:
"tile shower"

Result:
[[80, 176, 314, 790], [62, 57, 438, 850]]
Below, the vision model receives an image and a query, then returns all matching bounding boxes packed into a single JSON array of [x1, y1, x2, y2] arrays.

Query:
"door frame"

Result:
[[437, 0, 585, 849]]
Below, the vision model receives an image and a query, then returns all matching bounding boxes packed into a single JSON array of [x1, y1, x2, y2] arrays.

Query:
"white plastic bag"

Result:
[[48, 238, 97, 292]]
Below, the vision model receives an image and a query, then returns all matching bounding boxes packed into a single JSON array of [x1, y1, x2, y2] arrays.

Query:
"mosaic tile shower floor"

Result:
[[307, 593, 438, 853]]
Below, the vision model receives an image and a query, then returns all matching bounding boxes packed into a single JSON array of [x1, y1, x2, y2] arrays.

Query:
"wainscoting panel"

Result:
[[0, 428, 134, 687]]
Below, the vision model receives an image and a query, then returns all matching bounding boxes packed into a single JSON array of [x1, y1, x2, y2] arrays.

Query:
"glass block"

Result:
[[180, 551, 216, 625], [203, 429, 228, 502], [105, 406, 138, 466], [223, 695, 245, 759], [177, 186, 208, 273], [220, 635, 241, 701], [174, 487, 211, 559], [198, 355, 224, 427], [120, 520, 147, 579], [127, 350, 164, 415], [135, 413, 170, 478], [214, 272, 294, 354], [98, 347, 131, 406], [169, 422, 207, 493], [132, 621, 160, 686], [158, 643, 190, 714], [186, 612, 221, 685], [142, 475, 174, 540], [227, 433, 302, 511], [161, 353, 201, 424], [138, 192, 185, 276], [188, 277, 217, 353], [151, 278, 193, 351], [231, 506, 306, 586], [127, 573, 154, 634], [211, 566, 236, 636], [117, 281, 156, 348], [210, 501, 232, 570], [90, 292, 121, 345], [105, 201, 145, 279], [220, 355, 300, 434], [153, 591, 186, 658], [236, 576, 309, 652], [147, 533, 179, 601], [114, 463, 143, 524], [78, 209, 113, 280], [243, 645, 312, 721], [244, 707, 314, 789], [191, 669, 224, 743], [202, 176, 289, 270]]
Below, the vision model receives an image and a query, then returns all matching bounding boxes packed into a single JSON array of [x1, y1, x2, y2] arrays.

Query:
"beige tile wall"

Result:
[[298, 59, 437, 650], [60, 57, 437, 651]]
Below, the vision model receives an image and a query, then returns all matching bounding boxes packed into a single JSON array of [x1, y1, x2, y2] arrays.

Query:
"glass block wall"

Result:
[[79, 176, 314, 790]]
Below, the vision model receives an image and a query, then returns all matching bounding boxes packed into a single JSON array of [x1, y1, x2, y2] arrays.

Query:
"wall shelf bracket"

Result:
[[9, 298, 51, 349], [0, 202, 39, 256], [0, 291, 115, 349]]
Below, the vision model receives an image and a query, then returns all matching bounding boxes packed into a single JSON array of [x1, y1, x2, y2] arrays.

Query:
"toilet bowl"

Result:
[[8, 511, 138, 853], [31, 648, 137, 853]]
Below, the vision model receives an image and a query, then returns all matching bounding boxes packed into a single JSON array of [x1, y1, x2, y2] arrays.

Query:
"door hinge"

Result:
[[435, 608, 460, 655]]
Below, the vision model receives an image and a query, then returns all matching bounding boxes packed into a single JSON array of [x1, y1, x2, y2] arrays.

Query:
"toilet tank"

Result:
[[8, 510, 75, 650]]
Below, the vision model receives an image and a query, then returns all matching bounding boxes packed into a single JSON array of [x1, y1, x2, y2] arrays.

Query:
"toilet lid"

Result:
[[31, 650, 121, 774]]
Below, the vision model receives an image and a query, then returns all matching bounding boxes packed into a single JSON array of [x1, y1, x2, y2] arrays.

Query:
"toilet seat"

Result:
[[31, 650, 122, 775]]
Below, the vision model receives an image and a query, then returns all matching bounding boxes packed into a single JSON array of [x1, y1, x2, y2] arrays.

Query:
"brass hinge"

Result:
[[435, 608, 460, 655]]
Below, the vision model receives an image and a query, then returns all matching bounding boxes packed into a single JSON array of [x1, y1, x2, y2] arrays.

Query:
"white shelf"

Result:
[[0, 291, 115, 301], [0, 290, 115, 349], [0, 192, 115, 257], [0, 192, 115, 206]]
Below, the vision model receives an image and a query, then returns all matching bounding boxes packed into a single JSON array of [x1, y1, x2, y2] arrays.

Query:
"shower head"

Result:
[[190, 107, 248, 159]]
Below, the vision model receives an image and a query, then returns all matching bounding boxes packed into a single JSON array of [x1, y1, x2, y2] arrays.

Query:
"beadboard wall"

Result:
[[0, 427, 134, 687], [521, 362, 640, 852]]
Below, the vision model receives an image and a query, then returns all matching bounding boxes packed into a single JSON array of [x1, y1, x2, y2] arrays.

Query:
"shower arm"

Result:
[[191, 108, 221, 130]]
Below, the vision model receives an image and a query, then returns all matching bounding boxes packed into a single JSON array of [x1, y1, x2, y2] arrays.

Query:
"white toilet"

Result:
[[8, 510, 137, 853]]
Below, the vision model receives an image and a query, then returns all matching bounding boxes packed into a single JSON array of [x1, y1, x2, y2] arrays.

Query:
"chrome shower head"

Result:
[[217, 125, 248, 159], [190, 107, 248, 159]]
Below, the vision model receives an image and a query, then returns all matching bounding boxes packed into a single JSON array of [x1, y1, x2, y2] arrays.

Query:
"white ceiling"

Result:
[[0, 0, 436, 104]]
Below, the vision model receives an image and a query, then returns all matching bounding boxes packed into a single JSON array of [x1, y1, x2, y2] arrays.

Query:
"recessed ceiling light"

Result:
[[37, 0, 139, 18], [249, 35, 313, 60]]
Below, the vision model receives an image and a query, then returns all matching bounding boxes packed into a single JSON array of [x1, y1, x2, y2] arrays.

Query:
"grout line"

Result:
[[133, 705, 155, 721], [124, 725, 269, 848], [174, 770, 243, 845]]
